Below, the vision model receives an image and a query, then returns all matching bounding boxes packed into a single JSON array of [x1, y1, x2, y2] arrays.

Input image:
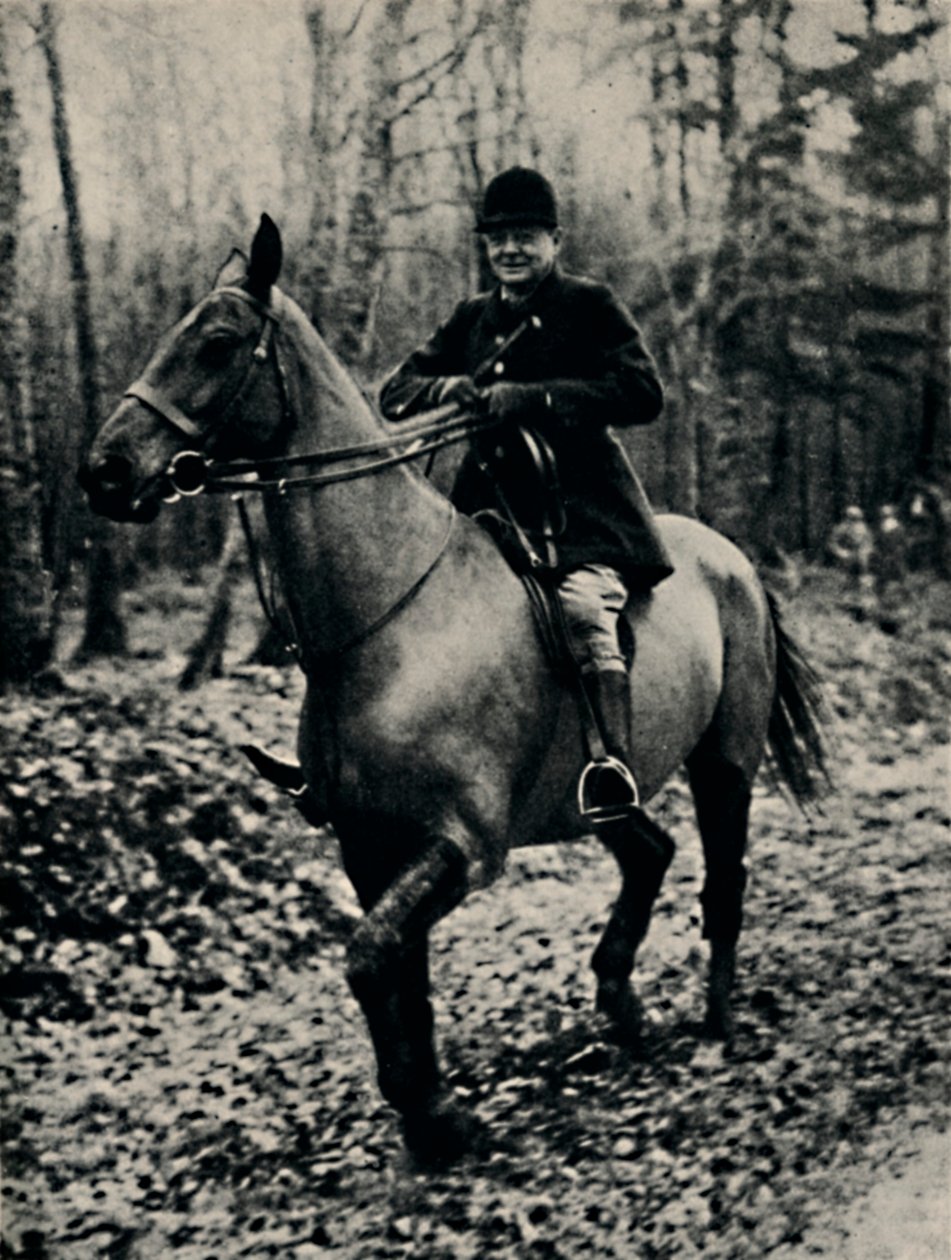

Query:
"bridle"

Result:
[[126, 284, 527, 502], [122, 284, 534, 664], [125, 286, 285, 492]]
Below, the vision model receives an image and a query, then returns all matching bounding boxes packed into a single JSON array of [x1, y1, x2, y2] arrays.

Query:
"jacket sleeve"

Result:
[[378, 305, 469, 422], [541, 286, 663, 429]]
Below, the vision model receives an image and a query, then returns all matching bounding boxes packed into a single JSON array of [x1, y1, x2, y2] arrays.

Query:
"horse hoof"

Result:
[[401, 1098, 484, 1166], [596, 980, 644, 1046], [703, 1000, 734, 1042]]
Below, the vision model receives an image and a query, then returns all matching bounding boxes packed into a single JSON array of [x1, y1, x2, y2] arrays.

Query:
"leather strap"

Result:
[[124, 379, 205, 440]]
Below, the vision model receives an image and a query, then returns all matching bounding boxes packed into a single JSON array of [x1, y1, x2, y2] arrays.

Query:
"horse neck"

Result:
[[263, 294, 452, 661]]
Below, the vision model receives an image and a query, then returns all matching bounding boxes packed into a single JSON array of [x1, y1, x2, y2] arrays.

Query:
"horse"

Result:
[[80, 215, 828, 1162]]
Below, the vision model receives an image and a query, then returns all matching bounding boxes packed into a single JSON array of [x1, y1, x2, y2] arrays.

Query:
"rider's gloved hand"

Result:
[[434, 376, 481, 409], [480, 381, 548, 423]]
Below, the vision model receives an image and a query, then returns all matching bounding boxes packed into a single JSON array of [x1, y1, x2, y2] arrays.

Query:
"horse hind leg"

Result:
[[685, 741, 753, 1040], [591, 812, 675, 1044]]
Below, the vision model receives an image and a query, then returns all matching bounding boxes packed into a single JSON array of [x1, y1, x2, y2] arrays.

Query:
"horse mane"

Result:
[[274, 288, 395, 441]]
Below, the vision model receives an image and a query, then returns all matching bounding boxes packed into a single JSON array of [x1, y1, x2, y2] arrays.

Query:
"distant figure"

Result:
[[828, 505, 874, 581], [908, 483, 951, 577], [873, 504, 905, 593]]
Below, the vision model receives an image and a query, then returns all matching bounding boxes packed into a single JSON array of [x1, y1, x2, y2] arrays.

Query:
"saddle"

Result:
[[472, 428, 641, 824], [244, 423, 642, 828]]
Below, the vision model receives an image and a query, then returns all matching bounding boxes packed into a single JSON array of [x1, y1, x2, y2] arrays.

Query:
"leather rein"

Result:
[[126, 285, 524, 502], [122, 285, 518, 665]]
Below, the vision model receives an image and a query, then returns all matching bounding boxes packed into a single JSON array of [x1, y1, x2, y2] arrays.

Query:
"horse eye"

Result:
[[200, 335, 239, 366]]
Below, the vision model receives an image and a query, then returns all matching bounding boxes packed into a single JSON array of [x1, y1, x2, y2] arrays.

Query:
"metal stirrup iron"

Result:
[[577, 754, 641, 826]]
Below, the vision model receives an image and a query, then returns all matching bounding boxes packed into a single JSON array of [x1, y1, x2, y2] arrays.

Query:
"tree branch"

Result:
[[384, 10, 491, 125]]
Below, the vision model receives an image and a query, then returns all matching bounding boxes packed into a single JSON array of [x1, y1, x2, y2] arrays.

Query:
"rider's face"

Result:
[[484, 226, 561, 295]]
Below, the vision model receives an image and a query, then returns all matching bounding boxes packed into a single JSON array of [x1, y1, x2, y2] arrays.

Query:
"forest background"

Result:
[[0, 0, 948, 674], [1, 5, 949, 1253]]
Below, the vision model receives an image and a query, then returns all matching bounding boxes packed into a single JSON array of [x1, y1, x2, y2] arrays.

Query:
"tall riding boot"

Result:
[[239, 743, 327, 828], [586, 667, 634, 769], [578, 667, 640, 821]]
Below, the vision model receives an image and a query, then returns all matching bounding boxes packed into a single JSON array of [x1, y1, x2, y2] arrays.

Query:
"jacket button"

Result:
[[494, 361, 505, 375]]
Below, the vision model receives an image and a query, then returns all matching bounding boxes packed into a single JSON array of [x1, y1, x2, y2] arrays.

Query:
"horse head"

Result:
[[80, 215, 287, 522]]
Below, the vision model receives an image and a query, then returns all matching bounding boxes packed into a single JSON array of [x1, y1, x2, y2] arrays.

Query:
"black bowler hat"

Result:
[[475, 167, 558, 233]]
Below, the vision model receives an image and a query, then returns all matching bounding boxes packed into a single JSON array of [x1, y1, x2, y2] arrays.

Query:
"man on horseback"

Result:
[[380, 166, 673, 808]]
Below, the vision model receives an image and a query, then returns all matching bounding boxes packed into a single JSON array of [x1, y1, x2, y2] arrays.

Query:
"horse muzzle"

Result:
[[80, 438, 214, 521], [78, 454, 161, 523]]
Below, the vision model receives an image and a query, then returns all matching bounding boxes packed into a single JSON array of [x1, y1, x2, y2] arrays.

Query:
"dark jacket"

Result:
[[379, 267, 673, 585]]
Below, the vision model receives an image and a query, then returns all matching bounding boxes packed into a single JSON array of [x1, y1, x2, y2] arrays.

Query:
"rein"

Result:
[[131, 287, 531, 500], [198, 405, 503, 496], [308, 505, 457, 667], [128, 283, 494, 667]]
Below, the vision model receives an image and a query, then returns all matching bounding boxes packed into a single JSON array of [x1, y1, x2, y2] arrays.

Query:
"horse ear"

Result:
[[214, 248, 248, 290], [248, 214, 282, 301]]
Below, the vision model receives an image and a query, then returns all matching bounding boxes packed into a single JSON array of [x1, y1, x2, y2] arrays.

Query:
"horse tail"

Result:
[[765, 590, 831, 810]]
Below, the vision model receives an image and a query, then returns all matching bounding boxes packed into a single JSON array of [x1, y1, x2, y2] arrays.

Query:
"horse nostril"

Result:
[[84, 453, 132, 495]]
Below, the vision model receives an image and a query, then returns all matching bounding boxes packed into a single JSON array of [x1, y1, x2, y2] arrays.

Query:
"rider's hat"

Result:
[[476, 167, 558, 233]]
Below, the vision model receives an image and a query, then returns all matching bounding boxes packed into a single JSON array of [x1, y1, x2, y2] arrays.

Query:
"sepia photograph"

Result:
[[1, 0, 948, 1255]]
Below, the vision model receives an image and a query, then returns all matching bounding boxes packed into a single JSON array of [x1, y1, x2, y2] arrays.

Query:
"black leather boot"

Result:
[[586, 668, 634, 767], [239, 744, 328, 828], [577, 668, 640, 822]]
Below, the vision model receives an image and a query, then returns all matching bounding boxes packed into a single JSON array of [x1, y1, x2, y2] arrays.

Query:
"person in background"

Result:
[[873, 504, 905, 596], [908, 483, 951, 577], [827, 504, 875, 616], [379, 166, 673, 813], [828, 505, 873, 582]]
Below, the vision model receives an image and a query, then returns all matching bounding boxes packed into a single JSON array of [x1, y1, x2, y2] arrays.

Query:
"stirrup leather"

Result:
[[577, 754, 641, 825]]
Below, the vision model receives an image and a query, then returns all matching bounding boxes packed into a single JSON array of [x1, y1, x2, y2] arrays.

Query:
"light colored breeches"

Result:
[[557, 563, 629, 675]]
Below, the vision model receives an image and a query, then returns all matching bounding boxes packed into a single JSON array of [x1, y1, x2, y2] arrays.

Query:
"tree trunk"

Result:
[[661, 331, 699, 516], [303, 2, 340, 332], [919, 108, 949, 480], [670, 0, 690, 229], [716, 0, 739, 152], [37, 0, 126, 661], [334, 0, 411, 369], [0, 10, 54, 687], [178, 512, 244, 690]]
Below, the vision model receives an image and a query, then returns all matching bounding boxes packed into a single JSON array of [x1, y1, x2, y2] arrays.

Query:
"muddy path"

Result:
[[2, 571, 948, 1258]]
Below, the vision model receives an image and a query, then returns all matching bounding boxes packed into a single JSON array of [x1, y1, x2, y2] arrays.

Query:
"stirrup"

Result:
[[577, 755, 641, 825], [239, 743, 328, 827], [239, 742, 305, 791]]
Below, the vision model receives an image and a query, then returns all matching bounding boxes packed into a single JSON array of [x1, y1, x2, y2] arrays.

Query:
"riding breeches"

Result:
[[558, 563, 629, 674]]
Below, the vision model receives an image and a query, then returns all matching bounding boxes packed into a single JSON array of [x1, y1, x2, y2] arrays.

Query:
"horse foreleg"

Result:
[[592, 812, 675, 1044], [686, 750, 753, 1040], [343, 834, 475, 1161]]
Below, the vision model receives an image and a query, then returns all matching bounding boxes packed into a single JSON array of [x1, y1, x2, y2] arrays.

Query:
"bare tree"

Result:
[[0, 8, 54, 687], [36, 0, 126, 660], [178, 512, 245, 690]]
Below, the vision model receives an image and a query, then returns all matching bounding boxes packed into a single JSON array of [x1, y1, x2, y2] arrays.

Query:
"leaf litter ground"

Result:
[[1, 569, 948, 1258]]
